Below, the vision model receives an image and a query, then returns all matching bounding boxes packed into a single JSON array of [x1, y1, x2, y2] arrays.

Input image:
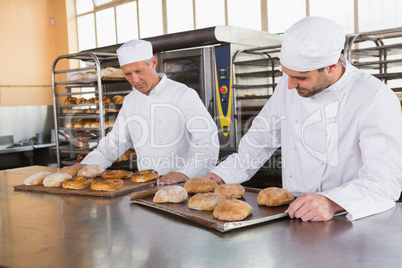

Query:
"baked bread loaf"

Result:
[[131, 169, 158, 183], [257, 187, 295, 206], [90, 122, 100, 128], [60, 164, 85, 177], [102, 170, 133, 180], [153, 186, 188, 203], [43, 173, 72, 187], [74, 122, 83, 128], [62, 176, 93, 189], [188, 193, 226, 211], [83, 71, 97, 80], [24, 172, 53, 186], [183, 177, 218, 193], [214, 183, 245, 199], [90, 179, 124, 191], [112, 95, 124, 104], [102, 96, 111, 104], [68, 72, 84, 81], [64, 97, 78, 105], [213, 199, 253, 221], [77, 164, 104, 178]]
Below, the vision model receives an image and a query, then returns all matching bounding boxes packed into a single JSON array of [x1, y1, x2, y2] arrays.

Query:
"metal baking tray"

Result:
[[130, 186, 289, 232]]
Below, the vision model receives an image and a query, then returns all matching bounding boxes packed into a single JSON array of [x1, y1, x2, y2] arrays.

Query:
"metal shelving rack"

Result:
[[344, 27, 402, 94], [51, 52, 133, 168]]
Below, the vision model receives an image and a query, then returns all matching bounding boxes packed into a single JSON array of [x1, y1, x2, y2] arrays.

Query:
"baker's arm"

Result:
[[81, 114, 132, 169]]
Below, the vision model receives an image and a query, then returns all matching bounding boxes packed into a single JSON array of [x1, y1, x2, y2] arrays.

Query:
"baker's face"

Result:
[[121, 57, 159, 95], [281, 65, 333, 98]]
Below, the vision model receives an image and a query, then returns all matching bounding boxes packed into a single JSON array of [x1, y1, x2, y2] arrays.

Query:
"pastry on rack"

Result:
[[153, 186, 188, 203], [213, 199, 253, 221], [64, 97, 78, 105], [183, 177, 218, 193], [112, 95, 124, 104], [68, 72, 84, 81], [83, 71, 97, 80]]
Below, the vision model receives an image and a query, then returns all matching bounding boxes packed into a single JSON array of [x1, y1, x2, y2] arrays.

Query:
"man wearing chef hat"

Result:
[[81, 39, 219, 184], [206, 16, 402, 221]]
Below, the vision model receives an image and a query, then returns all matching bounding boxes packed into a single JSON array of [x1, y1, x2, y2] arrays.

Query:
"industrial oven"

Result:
[[149, 26, 283, 158]]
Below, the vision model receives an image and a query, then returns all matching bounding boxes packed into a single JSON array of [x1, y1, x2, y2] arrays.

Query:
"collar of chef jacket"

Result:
[[147, 73, 166, 97]]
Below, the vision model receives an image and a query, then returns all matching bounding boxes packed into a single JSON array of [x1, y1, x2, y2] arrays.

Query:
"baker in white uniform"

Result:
[[205, 16, 402, 221], [81, 39, 219, 185]]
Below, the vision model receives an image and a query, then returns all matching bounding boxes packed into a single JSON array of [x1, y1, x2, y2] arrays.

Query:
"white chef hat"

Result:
[[116, 39, 153, 66], [280, 16, 345, 72]]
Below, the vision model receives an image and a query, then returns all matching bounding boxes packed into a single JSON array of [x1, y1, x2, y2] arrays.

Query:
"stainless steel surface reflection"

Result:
[[1, 166, 402, 268]]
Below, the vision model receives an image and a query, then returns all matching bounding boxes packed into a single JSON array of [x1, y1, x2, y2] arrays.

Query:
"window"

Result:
[[77, 14, 96, 51], [267, 0, 305, 33], [76, 0, 93, 15], [166, 0, 194, 34], [95, 7, 116, 47], [138, 0, 163, 38], [309, 0, 354, 34], [358, 0, 402, 32], [227, 0, 261, 30], [116, 2, 139, 43], [195, 0, 225, 29]]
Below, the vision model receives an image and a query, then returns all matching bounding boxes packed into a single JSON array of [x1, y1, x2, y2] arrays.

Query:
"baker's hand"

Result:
[[285, 194, 345, 222], [156, 171, 188, 186], [204, 172, 225, 184]]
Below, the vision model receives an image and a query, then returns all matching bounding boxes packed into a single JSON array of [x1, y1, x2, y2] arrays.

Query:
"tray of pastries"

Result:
[[130, 178, 293, 232], [14, 166, 158, 198]]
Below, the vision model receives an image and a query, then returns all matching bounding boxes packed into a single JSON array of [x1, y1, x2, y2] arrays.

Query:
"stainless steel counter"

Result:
[[1, 166, 402, 268]]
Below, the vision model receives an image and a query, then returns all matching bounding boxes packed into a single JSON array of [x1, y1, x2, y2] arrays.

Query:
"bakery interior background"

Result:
[[0, 0, 401, 154]]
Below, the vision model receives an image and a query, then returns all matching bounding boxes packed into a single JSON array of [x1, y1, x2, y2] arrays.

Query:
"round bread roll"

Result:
[[214, 183, 245, 199], [83, 122, 92, 128], [65, 122, 74, 128], [213, 199, 253, 221], [90, 122, 100, 128], [76, 98, 88, 104], [77, 164, 104, 178], [153, 186, 188, 203], [43, 173, 72, 187], [62, 176, 93, 189], [90, 179, 124, 191], [257, 187, 295, 207], [188, 193, 227, 211], [102, 96, 111, 104], [131, 169, 158, 183], [24, 172, 53, 186], [74, 122, 83, 128], [102, 170, 133, 180], [112, 95, 124, 104], [60, 164, 85, 177], [183, 177, 218, 193]]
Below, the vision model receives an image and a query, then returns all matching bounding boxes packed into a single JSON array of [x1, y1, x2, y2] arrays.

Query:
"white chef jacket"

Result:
[[82, 74, 219, 178], [211, 55, 402, 221]]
